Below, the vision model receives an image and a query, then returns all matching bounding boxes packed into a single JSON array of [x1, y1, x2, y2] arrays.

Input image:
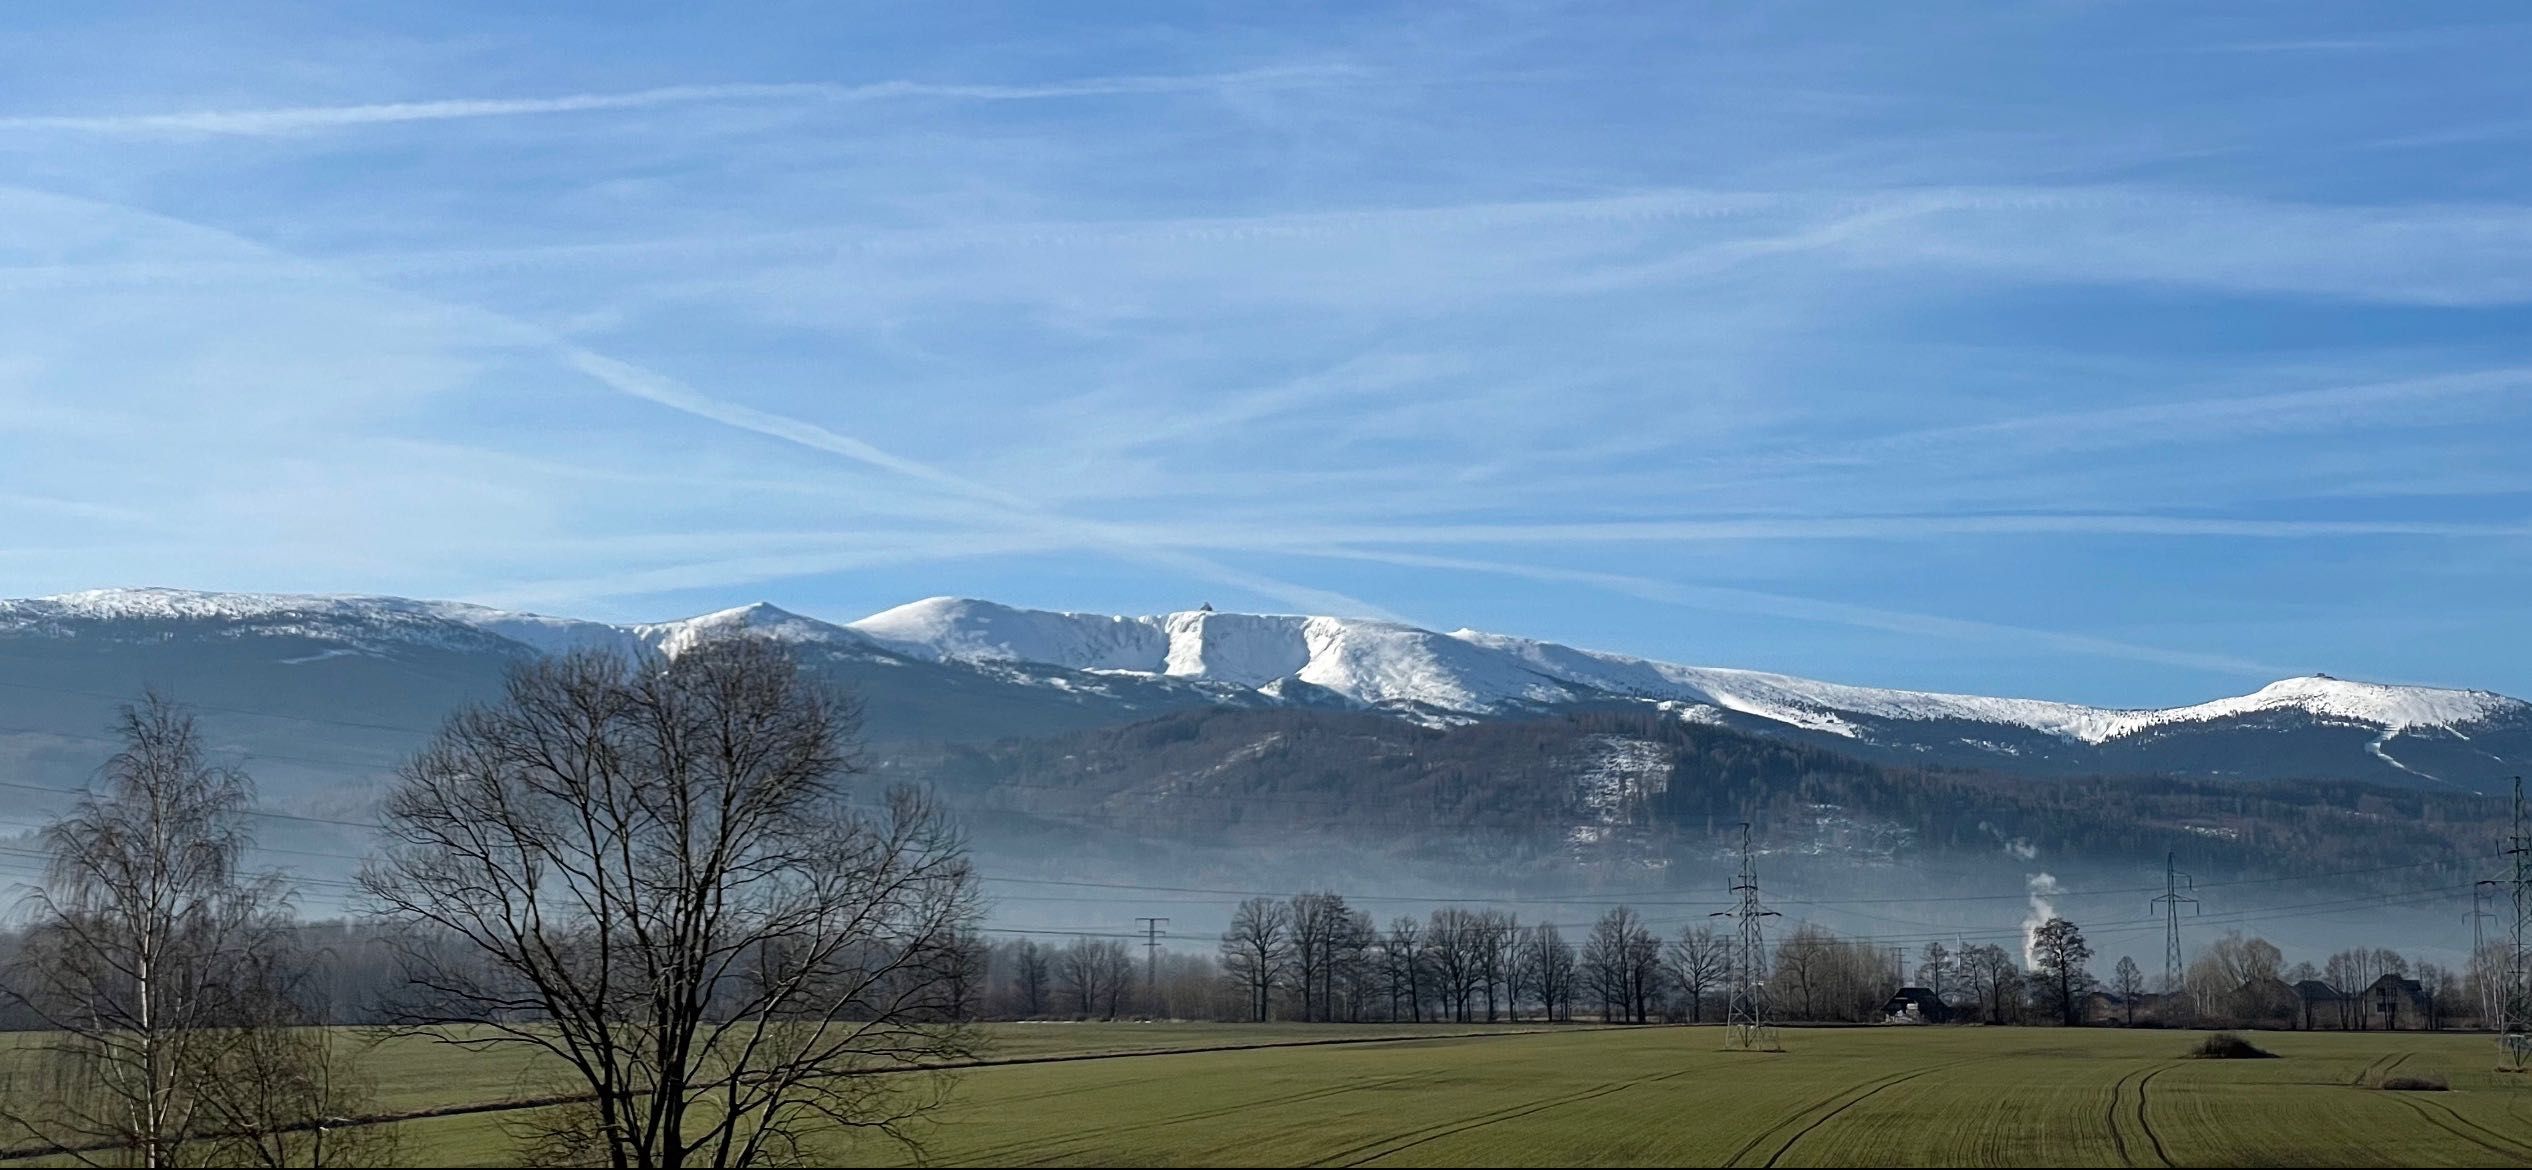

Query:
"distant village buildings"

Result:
[[1887, 972, 2471, 1031]]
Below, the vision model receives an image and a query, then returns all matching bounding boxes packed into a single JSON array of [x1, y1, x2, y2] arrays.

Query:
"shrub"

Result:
[[2190, 1032, 2277, 1059], [2380, 1074, 2448, 1092]]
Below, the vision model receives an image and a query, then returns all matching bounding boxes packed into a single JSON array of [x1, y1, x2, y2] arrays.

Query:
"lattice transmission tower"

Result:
[[1711, 822, 1782, 1052], [2149, 851, 2198, 1022]]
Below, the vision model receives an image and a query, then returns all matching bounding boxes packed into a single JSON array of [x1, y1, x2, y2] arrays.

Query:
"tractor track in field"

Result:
[[990, 1068, 1183, 1107], [2104, 1063, 2148, 1167], [1717, 1058, 1976, 1169], [969, 1071, 1432, 1166], [2134, 1063, 2177, 1168], [1306, 1065, 1705, 1167], [2383, 1094, 2532, 1162], [2351, 1050, 2411, 1087], [0, 1028, 1569, 1164]]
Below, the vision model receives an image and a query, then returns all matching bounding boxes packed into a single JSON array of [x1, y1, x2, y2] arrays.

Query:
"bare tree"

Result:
[[1220, 898, 1290, 1022], [1491, 914, 1529, 1022], [1666, 927, 1727, 1023], [360, 641, 980, 1169], [1621, 915, 1663, 1024], [2112, 956, 2144, 1026], [1916, 942, 1956, 1006], [1330, 909, 1375, 1023], [1093, 941, 1133, 1020], [1523, 924, 1576, 1023], [1472, 912, 1516, 1022], [0, 695, 328, 1168], [1582, 909, 1655, 1023], [1009, 940, 1051, 1018], [1771, 925, 1835, 1021], [2414, 961, 2461, 1030], [1287, 893, 1355, 1022], [1424, 909, 1485, 1023], [1961, 944, 2022, 1024], [937, 928, 987, 1022], [1381, 917, 1424, 1022], [1056, 939, 1133, 1020], [2324, 949, 2368, 1029]]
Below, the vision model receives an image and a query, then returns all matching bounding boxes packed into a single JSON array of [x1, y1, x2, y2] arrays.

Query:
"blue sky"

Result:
[[2, 2, 2529, 707]]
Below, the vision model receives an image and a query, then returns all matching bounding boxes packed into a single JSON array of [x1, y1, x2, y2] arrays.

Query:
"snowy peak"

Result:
[[631, 602, 868, 658], [850, 597, 1169, 671], [2161, 673, 2514, 733]]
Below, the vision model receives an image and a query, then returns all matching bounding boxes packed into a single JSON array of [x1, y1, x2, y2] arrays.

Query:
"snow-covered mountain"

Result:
[[844, 596, 2529, 786], [5, 588, 2527, 790]]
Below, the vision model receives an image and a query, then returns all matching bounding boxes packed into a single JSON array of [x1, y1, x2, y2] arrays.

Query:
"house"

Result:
[[1882, 986, 1952, 1023], [2228, 976, 2300, 1029], [2293, 980, 2348, 1030], [2362, 974, 2430, 1030]]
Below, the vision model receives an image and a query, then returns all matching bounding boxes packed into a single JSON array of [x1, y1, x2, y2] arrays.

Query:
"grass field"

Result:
[[360, 1024, 2532, 1167], [13, 1024, 2532, 1165]]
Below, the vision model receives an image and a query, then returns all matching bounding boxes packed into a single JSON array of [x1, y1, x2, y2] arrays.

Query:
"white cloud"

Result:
[[0, 67, 1374, 136]]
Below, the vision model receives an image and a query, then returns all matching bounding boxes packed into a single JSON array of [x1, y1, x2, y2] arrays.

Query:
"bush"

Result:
[[2380, 1074, 2448, 1092], [2189, 1032, 2277, 1059]]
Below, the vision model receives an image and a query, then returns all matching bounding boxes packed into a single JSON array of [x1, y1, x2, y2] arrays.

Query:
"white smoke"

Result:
[[2021, 873, 2061, 968], [1978, 822, 2040, 862]]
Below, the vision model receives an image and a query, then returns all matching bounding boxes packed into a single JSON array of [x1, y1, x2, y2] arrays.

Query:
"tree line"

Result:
[[944, 897, 2090, 1030], [965, 905, 2512, 1038]]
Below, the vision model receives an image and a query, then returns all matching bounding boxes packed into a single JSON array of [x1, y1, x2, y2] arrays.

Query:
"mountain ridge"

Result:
[[848, 596, 2524, 749], [8, 587, 2521, 758]]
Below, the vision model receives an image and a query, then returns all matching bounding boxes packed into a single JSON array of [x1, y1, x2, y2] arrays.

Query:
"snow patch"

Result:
[[277, 648, 359, 666], [1571, 735, 1671, 825]]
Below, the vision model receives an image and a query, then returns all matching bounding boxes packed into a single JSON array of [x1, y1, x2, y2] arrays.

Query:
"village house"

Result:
[[1882, 987, 1953, 1024]]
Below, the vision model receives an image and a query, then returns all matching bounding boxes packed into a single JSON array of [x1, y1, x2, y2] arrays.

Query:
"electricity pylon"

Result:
[[1711, 822, 1782, 1051], [2149, 851, 2198, 1022]]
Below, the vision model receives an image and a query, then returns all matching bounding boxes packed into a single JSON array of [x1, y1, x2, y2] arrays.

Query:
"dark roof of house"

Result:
[[2294, 980, 2342, 999]]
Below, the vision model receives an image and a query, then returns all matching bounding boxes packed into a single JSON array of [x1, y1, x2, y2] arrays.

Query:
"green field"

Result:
[[363, 1025, 2532, 1167], [13, 1024, 2532, 1166]]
